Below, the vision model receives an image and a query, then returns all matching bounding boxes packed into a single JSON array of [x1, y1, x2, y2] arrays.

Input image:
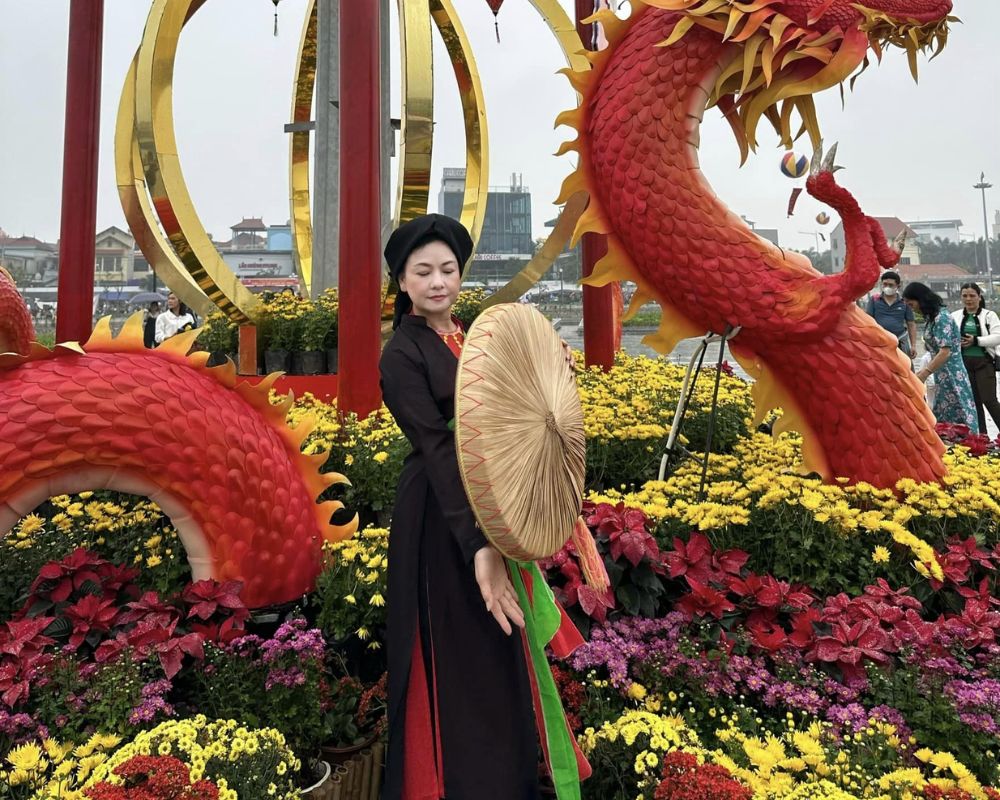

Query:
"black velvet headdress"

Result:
[[384, 214, 473, 329]]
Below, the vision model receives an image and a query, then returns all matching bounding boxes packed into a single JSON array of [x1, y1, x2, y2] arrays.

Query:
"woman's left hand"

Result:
[[916, 368, 930, 383], [961, 335, 975, 349], [473, 546, 525, 636]]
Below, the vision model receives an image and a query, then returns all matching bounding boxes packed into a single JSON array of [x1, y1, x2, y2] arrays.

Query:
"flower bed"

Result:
[[4, 353, 1000, 798]]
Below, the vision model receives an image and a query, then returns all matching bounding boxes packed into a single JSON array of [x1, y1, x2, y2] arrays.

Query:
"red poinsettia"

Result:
[[119, 591, 183, 629], [666, 533, 746, 587], [0, 617, 54, 708], [181, 580, 249, 642], [944, 599, 1000, 649], [558, 561, 615, 624], [64, 595, 121, 651], [809, 619, 891, 683], [677, 579, 735, 620], [586, 502, 664, 570], [728, 573, 812, 611], [665, 534, 714, 584], [27, 548, 105, 604]]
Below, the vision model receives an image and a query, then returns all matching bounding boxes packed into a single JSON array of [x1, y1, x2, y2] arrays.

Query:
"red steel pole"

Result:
[[575, 0, 616, 371], [337, 0, 383, 416], [56, 0, 104, 344]]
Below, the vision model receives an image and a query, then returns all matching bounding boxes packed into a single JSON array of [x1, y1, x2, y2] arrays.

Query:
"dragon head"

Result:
[[646, 0, 955, 153]]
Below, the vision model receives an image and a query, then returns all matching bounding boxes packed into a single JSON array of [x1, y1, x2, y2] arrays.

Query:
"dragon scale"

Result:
[[0, 270, 356, 608]]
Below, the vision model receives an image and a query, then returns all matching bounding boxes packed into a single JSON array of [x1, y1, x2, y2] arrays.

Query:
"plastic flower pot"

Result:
[[294, 350, 326, 376], [206, 351, 229, 368], [299, 759, 332, 796], [264, 349, 291, 374]]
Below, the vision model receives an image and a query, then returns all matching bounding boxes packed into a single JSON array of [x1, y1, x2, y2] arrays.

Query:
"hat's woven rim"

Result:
[[455, 303, 583, 561]]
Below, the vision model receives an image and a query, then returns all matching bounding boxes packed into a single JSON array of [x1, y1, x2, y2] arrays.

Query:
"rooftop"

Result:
[[897, 263, 971, 280], [872, 217, 918, 240], [230, 217, 267, 231]]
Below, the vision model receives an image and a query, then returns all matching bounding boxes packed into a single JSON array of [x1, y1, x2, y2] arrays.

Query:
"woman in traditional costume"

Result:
[[379, 214, 588, 800]]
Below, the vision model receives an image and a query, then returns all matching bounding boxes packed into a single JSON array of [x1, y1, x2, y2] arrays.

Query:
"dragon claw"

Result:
[[822, 142, 840, 173], [810, 140, 825, 177], [810, 140, 845, 177]]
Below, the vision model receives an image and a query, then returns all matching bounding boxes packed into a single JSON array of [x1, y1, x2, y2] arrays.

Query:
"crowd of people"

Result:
[[866, 270, 1000, 434]]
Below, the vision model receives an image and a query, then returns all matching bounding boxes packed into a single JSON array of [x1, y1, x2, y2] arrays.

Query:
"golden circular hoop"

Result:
[[117, 0, 589, 320]]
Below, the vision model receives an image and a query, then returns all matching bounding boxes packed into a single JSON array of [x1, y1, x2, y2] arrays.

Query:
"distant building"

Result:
[[94, 226, 137, 287], [438, 168, 533, 260], [741, 216, 779, 246], [0, 234, 58, 285], [220, 217, 268, 251], [831, 217, 920, 272], [905, 218, 963, 244], [216, 218, 296, 289], [895, 263, 970, 298]]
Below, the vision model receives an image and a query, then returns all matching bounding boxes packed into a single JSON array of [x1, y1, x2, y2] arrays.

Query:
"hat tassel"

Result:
[[571, 516, 610, 593]]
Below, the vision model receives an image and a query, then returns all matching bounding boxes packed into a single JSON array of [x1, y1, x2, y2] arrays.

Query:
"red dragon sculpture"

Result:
[[0, 269, 356, 608], [560, 0, 954, 488]]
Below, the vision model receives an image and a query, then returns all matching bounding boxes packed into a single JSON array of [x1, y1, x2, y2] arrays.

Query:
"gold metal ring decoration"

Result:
[[117, 0, 257, 323], [116, 0, 588, 322], [116, 49, 215, 320], [289, 0, 318, 295], [484, 0, 592, 309]]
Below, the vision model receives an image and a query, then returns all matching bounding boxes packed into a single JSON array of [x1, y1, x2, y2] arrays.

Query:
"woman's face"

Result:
[[961, 288, 981, 313], [904, 298, 920, 314], [167, 293, 179, 313], [398, 240, 462, 319]]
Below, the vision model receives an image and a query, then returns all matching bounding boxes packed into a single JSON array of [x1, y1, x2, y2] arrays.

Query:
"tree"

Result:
[[793, 248, 833, 274], [916, 236, 1000, 275]]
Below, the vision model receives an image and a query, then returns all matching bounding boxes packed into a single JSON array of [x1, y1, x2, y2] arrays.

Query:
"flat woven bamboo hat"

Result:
[[455, 303, 586, 561]]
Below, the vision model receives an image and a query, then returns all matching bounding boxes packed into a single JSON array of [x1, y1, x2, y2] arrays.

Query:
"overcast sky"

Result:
[[1, 0, 997, 256]]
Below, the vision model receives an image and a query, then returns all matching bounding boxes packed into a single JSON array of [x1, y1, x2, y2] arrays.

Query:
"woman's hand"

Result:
[[473, 546, 525, 636], [560, 339, 576, 379], [916, 368, 930, 383], [961, 335, 975, 349]]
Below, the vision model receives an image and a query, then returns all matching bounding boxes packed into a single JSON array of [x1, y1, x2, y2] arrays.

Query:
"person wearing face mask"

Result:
[[950, 282, 1000, 433], [865, 271, 918, 358]]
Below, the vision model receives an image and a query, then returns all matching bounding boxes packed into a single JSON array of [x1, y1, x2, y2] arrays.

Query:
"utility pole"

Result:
[[311, 0, 340, 298], [974, 172, 993, 300], [56, 1, 104, 343]]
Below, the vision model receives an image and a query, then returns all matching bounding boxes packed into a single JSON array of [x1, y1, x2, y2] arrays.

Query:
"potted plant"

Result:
[[319, 673, 387, 765], [452, 287, 487, 331], [196, 312, 237, 368], [313, 528, 389, 681], [294, 307, 332, 376], [317, 289, 339, 374], [263, 312, 298, 374], [81, 717, 303, 799]]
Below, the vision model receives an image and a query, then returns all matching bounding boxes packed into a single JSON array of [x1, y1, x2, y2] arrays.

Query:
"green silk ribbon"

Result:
[[509, 560, 582, 800]]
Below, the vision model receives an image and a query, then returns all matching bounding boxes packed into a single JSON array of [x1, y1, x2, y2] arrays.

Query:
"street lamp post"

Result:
[[974, 172, 993, 300], [799, 230, 821, 255]]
